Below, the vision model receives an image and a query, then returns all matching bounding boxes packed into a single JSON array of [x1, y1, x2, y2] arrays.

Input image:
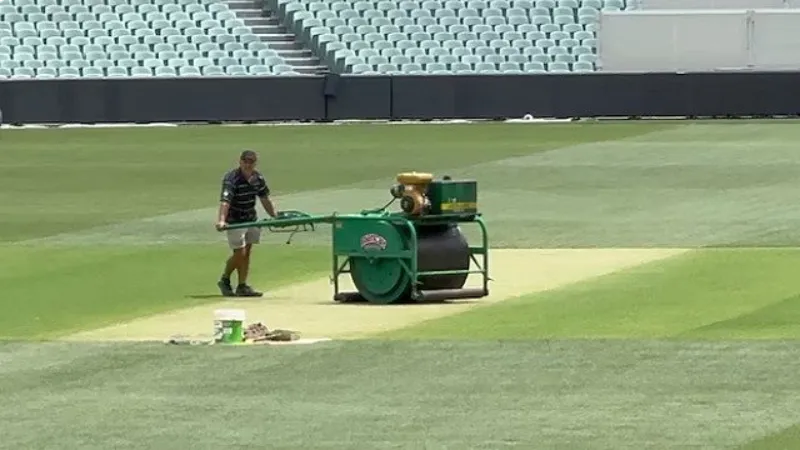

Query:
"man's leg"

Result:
[[222, 250, 240, 280], [237, 243, 252, 285], [235, 227, 263, 297], [218, 230, 246, 296]]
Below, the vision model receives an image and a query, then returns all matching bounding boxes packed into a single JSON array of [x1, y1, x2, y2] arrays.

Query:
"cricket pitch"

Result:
[[63, 248, 688, 343]]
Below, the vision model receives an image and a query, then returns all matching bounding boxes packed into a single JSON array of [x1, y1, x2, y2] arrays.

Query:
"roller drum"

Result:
[[347, 223, 470, 304], [343, 218, 411, 304], [414, 224, 471, 291]]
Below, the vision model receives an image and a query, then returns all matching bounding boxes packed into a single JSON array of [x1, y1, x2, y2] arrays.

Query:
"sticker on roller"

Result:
[[360, 233, 387, 251]]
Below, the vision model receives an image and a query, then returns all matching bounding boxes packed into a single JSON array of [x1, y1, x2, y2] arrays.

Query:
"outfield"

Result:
[[2, 121, 800, 449]]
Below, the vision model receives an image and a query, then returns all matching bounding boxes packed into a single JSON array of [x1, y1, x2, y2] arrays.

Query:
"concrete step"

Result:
[[274, 48, 315, 57], [264, 40, 305, 51], [225, 0, 334, 72], [280, 48, 314, 58], [251, 24, 285, 34], [258, 33, 296, 41], [293, 65, 329, 74], [243, 16, 269, 24], [243, 15, 281, 26], [224, 0, 255, 9], [231, 8, 264, 18], [284, 57, 323, 67], [262, 12, 282, 21]]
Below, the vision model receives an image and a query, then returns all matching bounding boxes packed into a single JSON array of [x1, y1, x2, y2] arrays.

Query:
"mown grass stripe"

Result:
[[0, 243, 330, 340], [2, 122, 666, 242], [381, 248, 800, 340], [1, 339, 798, 449], [739, 423, 800, 450], [4, 123, 675, 338]]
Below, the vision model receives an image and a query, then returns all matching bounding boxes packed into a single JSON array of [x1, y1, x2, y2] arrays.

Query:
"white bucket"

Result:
[[213, 309, 246, 344]]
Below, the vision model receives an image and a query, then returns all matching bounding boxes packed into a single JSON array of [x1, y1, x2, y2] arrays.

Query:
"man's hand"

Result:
[[215, 220, 227, 231]]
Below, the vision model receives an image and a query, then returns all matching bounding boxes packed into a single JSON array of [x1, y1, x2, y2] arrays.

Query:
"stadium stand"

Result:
[[0, 0, 326, 79], [267, 0, 618, 74], [0, 0, 620, 78]]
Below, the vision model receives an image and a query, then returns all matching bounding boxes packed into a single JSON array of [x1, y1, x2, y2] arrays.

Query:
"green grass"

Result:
[[0, 123, 661, 241], [2, 339, 800, 449], [0, 243, 329, 339], [382, 248, 800, 340], [5, 121, 800, 449], [741, 424, 800, 450], [0, 122, 666, 339]]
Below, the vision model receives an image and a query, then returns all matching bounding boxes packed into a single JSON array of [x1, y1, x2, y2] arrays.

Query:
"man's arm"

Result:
[[216, 179, 234, 230], [217, 201, 230, 229], [257, 177, 277, 219], [260, 195, 277, 219]]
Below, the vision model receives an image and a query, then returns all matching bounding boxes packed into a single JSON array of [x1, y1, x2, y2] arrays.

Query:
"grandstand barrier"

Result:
[[598, 9, 800, 73], [3, 71, 800, 124], [632, 0, 800, 9]]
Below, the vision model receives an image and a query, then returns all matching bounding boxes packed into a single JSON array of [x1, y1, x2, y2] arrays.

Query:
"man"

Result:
[[215, 150, 278, 297]]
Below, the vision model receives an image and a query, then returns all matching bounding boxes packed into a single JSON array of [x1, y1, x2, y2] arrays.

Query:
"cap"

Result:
[[240, 150, 258, 161]]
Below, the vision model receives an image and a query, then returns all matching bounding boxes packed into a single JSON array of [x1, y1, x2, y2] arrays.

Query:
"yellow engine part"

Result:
[[396, 172, 433, 185], [401, 189, 427, 215], [396, 172, 433, 215]]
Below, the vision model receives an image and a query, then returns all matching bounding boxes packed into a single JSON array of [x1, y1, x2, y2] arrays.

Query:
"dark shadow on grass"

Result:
[[677, 292, 800, 339], [737, 422, 800, 449], [185, 294, 226, 300], [311, 299, 482, 306]]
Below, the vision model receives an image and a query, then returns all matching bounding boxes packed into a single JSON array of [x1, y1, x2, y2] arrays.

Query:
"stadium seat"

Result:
[[0, 0, 621, 78], [0, 0, 296, 79], [270, 0, 618, 75]]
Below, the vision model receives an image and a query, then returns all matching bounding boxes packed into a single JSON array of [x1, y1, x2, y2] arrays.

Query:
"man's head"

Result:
[[239, 150, 258, 178]]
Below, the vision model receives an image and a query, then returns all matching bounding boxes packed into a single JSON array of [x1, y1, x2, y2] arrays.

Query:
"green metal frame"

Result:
[[222, 209, 490, 302], [327, 212, 490, 301]]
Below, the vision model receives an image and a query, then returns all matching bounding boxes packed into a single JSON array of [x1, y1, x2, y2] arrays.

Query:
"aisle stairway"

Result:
[[222, 0, 329, 74]]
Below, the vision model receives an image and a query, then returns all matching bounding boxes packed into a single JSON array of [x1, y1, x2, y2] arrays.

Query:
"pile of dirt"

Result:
[[243, 322, 299, 342]]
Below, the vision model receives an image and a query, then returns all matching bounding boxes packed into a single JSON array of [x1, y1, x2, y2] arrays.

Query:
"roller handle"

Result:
[[219, 211, 336, 231]]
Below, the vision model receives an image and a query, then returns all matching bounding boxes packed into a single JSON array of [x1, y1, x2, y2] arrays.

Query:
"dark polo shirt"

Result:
[[220, 168, 270, 224]]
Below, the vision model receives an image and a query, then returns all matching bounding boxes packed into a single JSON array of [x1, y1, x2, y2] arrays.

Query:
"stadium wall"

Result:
[[633, 0, 798, 9], [598, 9, 800, 72], [3, 71, 800, 124]]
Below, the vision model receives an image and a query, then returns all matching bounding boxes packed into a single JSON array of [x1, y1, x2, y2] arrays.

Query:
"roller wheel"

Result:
[[416, 224, 471, 291], [349, 257, 411, 304], [347, 223, 471, 305]]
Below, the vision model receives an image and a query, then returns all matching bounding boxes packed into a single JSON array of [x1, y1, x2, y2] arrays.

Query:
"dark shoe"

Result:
[[217, 278, 235, 297], [236, 284, 263, 297]]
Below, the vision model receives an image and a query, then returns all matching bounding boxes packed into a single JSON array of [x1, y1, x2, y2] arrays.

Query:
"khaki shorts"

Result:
[[226, 227, 261, 250]]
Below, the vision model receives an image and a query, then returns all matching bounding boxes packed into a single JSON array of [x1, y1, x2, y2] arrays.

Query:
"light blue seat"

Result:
[[179, 66, 201, 76], [130, 67, 152, 76], [7, 0, 610, 76], [475, 62, 497, 72], [202, 65, 225, 76], [13, 67, 35, 77], [225, 64, 247, 75], [155, 66, 177, 76], [58, 67, 80, 77], [248, 64, 271, 75], [107, 66, 129, 77], [0, 0, 295, 78], [81, 66, 103, 77]]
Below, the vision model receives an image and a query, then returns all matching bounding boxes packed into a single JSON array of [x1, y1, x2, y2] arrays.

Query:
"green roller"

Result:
[[221, 172, 490, 305]]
